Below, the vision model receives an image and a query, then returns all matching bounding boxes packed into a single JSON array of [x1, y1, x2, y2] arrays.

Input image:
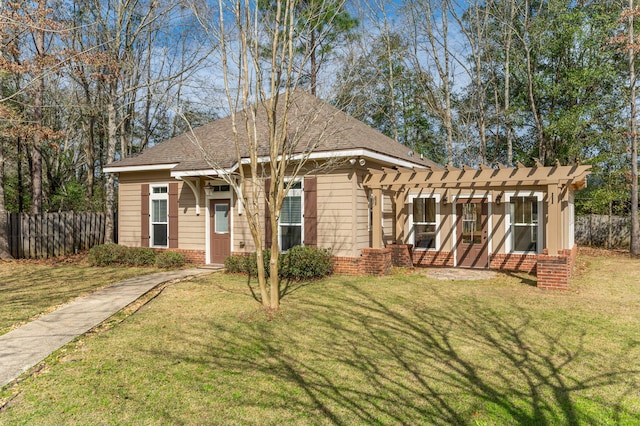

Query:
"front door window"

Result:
[[461, 203, 482, 244]]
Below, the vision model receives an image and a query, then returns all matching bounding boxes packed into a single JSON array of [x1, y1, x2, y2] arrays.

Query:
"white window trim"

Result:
[[279, 179, 304, 252], [408, 191, 441, 251], [504, 191, 544, 254], [150, 184, 169, 248]]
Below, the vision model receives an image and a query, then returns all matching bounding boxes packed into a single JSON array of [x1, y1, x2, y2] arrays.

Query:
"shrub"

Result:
[[224, 254, 245, 273], [243, 249, 271, 277], [280, 246, 333, 280], [224, 250, 271, 277], [125, 247, 156, 266], [88, 243, 129, 266], [156, 251, 186, 269]]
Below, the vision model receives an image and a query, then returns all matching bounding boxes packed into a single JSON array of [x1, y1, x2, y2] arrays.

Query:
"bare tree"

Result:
[[406, 0, 456, 165], [189, 0, 346, 310], [628, 0, 639, 255], [0, 137, 10, 259]]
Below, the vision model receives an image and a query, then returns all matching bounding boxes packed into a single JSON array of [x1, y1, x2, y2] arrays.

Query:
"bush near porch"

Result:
[[224, 246, 333, 281]]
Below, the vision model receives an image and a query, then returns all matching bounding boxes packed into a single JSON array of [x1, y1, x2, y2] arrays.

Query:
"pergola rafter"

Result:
[[363, 163, 591, 191]]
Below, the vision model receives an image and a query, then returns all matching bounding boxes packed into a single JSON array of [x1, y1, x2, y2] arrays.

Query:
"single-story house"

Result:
[[104, 90, 590, 289]]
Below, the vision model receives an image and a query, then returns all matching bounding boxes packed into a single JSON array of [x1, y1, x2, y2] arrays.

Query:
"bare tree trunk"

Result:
[[382, 12, 399, 142], [504, 0, 516, 166], [85, 115, 96, 200], [31, 0, 46, 214], [630, 0, 639, 255], [104, 83, 118, 244], [522, 0, 545, 163], [441, 0, 453, 165], [0, 138, 12, 259], [310, 30, 317, 96]]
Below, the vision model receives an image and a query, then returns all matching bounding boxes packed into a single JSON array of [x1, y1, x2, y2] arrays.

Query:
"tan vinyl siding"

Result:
[[317, 171, 361, 257], [354, 173, 370, 253], [177, 183, 205, 250], [232, 179, 259, 253], [439, 201, 455, 252], [118, 181, 143, 247], [382, 191, 394, 245], [229, 168, 370, 257], [118, 171, 206, 251], [490, 195, 508, 255]]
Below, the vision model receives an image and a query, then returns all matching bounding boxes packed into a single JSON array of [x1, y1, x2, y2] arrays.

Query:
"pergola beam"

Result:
[[364, 164, 591, 190]]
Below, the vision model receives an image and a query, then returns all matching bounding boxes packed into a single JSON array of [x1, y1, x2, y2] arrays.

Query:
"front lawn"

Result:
[[1, 250, 639, 424], [0, 256, 153, 335]]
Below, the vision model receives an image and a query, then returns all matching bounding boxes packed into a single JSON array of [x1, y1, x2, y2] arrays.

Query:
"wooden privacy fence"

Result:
[[575, 214, 631, 248], [6, 212, 115, 259]]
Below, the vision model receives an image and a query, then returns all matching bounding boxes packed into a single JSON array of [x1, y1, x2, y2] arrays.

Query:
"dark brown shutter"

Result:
[[168, 182, 179, 248], [264, 178, 272, 248], [141, 184, 150, 247], [304, 176, 317, 247]]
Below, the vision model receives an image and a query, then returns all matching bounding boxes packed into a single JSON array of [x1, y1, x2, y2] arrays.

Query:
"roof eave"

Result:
[[105, 149, 429, 178], [103, 163, 179, 173]]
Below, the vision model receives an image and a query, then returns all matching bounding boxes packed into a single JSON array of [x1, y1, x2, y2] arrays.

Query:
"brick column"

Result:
[[389, 244, 413, 268], [361, 248, 392, 276], [536, 249, 571, 290]]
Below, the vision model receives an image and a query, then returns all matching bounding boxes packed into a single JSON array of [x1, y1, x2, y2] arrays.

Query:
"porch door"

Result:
[[210, 199, 230, 264], [456, 198, 489, 268]]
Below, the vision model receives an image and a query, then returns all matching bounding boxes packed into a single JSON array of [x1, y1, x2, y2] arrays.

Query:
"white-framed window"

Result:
[[279, 180, 303, 251], [150, 185, 168, 247], [409, 193, 440, 250], [506, 192, 543, 253]]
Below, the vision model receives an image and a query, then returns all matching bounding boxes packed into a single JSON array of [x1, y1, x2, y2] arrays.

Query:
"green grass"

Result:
[[0, 257, 153, 335], [1, 252, 640, 425]]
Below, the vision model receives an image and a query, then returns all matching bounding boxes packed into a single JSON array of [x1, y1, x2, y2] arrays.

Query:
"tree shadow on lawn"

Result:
[[149, 279, 639, 425]]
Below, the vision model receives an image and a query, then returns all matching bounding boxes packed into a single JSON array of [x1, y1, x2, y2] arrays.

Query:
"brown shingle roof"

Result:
[[106, 90, 441, 172]]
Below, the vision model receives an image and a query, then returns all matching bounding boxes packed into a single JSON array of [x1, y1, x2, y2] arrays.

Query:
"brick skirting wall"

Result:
[[332, 248, 393, 276], [413, 250, 454, 267], [152, 248, 205, 264], [490, 253, 538, 274], [332, 256, 362, 275]]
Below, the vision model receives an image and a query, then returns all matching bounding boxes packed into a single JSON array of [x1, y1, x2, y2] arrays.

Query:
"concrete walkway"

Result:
[[0, 267, 217, 388]]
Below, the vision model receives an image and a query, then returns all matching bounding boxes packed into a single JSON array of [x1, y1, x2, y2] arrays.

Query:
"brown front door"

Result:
[[456, 199, 489, 268], [210, 199, 230, 264]]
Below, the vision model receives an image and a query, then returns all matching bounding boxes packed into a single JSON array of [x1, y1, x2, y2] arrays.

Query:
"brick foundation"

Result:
[[332, 249, 393, 276], [413, 250, 454, 267], [332, 256, 363, 275], [152, 248, 206, 264], [490, 253, 538, 274], [389, 244, 414, 268]]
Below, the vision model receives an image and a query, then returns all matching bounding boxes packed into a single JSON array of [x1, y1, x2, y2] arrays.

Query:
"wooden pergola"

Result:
[[363, 161, 591, 256]]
